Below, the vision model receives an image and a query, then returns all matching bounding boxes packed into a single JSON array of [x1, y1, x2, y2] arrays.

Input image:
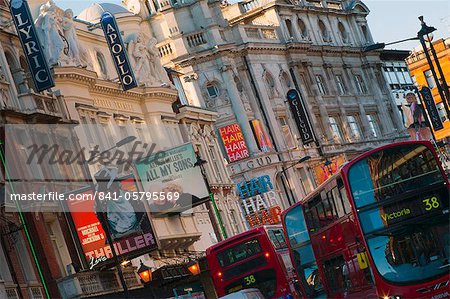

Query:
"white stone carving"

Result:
[[35, 0, 65, 66], [128, 33, 171, 87]]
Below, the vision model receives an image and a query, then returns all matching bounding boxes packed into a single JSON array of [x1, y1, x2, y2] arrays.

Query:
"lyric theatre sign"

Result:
[[236, 175, 282, 228], [10, 0, 54, 92]]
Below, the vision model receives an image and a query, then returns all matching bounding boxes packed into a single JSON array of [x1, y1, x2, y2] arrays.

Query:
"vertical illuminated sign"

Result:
[[10, 0, 54, 92], [286, 89, 315, 145], [420, 87, 444, 131], [100, 12, 137, 91]]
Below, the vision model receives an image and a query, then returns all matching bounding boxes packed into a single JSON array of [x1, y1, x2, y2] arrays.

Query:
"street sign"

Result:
[[420, 87, 444, 131], [9, 0, 55, 92], [100, 12, 137, 91], [286, 89, 315, 145]]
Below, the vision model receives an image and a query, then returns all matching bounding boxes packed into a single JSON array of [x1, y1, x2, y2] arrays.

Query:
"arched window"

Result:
[[338, 22, 349, 44], [285, 19, 294, 40], [318, 20, 331, 43], [206, 82, 220, 98], [265, 72, 278, 97], [297, 19, 308, 39], [266, 72, 275, 88], [19, 56, 34, 91], [96, 52, 107, 76], [361, 25, 370, 44], [281, 71, 291, 89], [5, 51, 22, 91]]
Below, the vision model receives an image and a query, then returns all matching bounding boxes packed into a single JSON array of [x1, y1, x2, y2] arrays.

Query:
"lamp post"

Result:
[[137, 260, 153, 283], [89, 135, 137, 298], [324, 159, 333, 175], [363, 17, 450, 117], [187, 260, 200, 276], [280, 156, 311, 204], [417, 16, 450, 117], [193, 153, 227, 241]]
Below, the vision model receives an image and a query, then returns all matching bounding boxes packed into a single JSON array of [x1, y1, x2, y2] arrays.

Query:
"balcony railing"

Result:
[[158, 43, 174, 58], [17, 92, 67, 119], [4, 285, 44, 299], [185, 32, 207, 48], [240, 0, 273, 13], [57, 267, 142, 299], [240, 25, 279, 42]]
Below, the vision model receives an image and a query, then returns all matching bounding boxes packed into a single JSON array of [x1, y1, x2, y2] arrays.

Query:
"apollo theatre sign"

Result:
[[10, 0, 55, 92], [100, 12, 137, 91]]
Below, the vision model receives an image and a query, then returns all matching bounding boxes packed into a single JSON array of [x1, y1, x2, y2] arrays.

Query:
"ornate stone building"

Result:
[[126, 0, 408, 213], [1, 0, 244, 297]]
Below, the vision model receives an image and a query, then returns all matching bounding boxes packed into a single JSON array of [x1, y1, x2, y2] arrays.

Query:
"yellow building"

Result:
[[406, 38, 450, 140]]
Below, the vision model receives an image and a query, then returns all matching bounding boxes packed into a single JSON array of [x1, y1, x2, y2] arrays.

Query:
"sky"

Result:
[[57, 0, 450, 51]]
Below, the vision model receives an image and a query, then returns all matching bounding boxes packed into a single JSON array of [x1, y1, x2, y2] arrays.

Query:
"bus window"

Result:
[[331, 187, 345, 218], [268, 229, 287, 250], [323, 193, 335, 222], [217, 238, 262, 267], [337, 178, 351, 214], [316, 202, 326, 227]]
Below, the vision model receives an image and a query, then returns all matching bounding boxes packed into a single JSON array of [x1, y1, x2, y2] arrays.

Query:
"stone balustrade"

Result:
[[57, 267, 142, 299]]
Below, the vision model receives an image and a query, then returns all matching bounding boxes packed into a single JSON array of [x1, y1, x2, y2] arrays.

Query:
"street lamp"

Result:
[[283, 156, 312, 172], [193, 153, 227, 241], [137, 260, 153, 283], [363, 17, 450, 117], [362, 37, 419, 52], [324, 159, 333, 174], [187, 260, 200, 276], [280, 156, 312, 205], [417, 16, 450, 116]]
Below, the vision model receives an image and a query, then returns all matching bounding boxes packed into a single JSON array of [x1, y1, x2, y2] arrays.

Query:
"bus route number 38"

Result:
[[244, 274, 256, 286], [422, 196, 440, 211]]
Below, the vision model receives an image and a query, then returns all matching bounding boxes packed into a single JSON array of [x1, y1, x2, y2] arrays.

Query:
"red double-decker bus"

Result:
[[283, 141, 449, 299], [206, 225, 300, 298]]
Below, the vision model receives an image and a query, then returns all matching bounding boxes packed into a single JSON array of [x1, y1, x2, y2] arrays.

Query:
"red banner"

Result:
[[219, 123, 249, 162]]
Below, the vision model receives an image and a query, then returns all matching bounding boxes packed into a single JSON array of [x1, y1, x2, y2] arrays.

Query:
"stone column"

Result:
[[242, 63, 285, 149], [302, 62, 334, 141], [220, 66, 259, 154], [323, 64, 351, 141], [362, 64, 396, 134], [371, 63, 405, 132], [358, 104, 373, 139]]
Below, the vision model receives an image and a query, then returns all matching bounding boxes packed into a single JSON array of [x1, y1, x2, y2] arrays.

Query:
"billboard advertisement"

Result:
[[313, 156, 347, 185], [134, 143, 209, 214], [219, 123, 249, 162], [236, 175, 282, 229], [66, 176, 157, 269], [250, 119, 273, 152]]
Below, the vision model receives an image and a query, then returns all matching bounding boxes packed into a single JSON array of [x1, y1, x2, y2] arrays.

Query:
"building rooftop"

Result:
[[77, 3, 133, 23]]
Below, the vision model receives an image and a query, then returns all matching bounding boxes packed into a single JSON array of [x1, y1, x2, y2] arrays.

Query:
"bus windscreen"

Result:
[[216, 238, 262, 267]]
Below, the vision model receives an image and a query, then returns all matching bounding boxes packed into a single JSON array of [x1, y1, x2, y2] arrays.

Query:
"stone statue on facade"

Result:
[[61, 9, 82, 66], [35, 0, 65, 66], [128, 33, 170, 87]]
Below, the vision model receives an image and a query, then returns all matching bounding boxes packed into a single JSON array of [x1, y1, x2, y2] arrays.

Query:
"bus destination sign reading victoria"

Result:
[[378, 192, 448, 227], [10, 0, 55, 92]]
